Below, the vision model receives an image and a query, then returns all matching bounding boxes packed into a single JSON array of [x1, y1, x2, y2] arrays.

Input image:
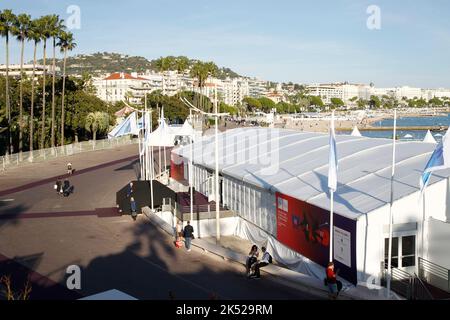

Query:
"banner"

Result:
[[276, 192, 357, 284]]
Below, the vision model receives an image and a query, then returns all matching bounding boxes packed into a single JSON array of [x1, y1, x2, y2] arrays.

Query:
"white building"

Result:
[[0, 64, 60, 77], [172, 128, 450, 296], [93, 72, 150, 104]]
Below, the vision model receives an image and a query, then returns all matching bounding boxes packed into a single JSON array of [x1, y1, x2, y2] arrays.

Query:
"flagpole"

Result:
[[386, 108, 397, 299], [190, 109, 194, 223], [215, 84, 220, 243], [328, 110, 337, 263], [329, 190, 334, 263]]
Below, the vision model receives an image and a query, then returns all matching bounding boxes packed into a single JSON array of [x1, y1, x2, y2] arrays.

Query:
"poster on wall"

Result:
[[334, 226, 351, 267], [276, 192, 357, 284]]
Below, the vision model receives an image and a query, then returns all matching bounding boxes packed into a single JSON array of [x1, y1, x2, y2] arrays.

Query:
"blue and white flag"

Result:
[[328, 111, 338, 192], [420, 128, 450, 193]]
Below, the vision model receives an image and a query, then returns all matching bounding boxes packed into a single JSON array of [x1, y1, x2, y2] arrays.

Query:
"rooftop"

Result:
[[174, 128, 449, 220]]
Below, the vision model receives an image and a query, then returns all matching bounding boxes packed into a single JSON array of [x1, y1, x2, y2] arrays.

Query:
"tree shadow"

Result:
[[76, 218, 313, 300], [0, 252, 81, 300]]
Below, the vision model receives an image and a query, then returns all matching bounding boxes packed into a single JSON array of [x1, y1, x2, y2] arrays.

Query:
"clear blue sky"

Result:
[[2, 0, 450, 88]]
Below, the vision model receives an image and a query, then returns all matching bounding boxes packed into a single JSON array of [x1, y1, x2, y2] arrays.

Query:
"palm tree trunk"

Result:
[[30, 41, 37, 153], [93, 130, 97, 141], [19, 38, 25, 155], [40, 40, 47, 150], [60, 48, 67, 146], [51, 37, 56, 147], [5, 33, 12, 154]]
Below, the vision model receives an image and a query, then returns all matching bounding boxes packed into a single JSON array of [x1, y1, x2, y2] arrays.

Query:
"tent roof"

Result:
[[174, 128, 450, 220], [423, 130, 437, 144]]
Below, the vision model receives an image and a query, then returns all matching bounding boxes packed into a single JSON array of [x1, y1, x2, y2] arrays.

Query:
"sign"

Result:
[[334, 226, 351, 267], [276, 192, 358, 285]]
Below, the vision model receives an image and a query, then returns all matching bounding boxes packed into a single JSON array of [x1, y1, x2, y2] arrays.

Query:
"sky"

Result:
[[1, 0, 450, 88]]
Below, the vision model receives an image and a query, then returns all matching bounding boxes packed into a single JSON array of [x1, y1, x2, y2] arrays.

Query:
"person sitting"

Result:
[[325, 262, 339, 299], [245, 245, 259, 278], [252, 247, 272, 279]]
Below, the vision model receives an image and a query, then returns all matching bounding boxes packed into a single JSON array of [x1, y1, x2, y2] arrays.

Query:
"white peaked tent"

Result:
[[108, 111, 139, 138], [175, 119, 195, 137], [351, 126, 362, 137], [147, 110, 175, 147], [404, 134, 413, 139], [423, 130, 437, 144]]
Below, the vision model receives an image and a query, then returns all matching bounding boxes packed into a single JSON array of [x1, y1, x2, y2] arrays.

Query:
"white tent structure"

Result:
[[171, 127, 450, 287], [351, 126, 362, 137], [423, 130, 437, 144], [108, 111, 139, 138]]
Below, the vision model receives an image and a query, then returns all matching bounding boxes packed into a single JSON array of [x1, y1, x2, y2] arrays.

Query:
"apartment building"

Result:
[[0, 64, 60, 77]]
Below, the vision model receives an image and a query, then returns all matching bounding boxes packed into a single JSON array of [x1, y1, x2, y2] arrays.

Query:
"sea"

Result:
[[341, 113, 450, 141]]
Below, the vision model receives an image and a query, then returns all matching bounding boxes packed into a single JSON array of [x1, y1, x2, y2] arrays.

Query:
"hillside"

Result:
[[34, 52, 241, 79]]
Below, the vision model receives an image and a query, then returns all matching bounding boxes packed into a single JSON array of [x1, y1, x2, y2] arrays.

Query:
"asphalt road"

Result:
[[0, 147, 318, 300]]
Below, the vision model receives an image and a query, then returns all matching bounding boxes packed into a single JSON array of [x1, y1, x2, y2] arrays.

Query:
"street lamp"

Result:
[[181, 88, 229, 243]]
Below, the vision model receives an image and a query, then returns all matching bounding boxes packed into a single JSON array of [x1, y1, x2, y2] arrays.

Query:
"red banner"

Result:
[[276, 192, 330, 267]]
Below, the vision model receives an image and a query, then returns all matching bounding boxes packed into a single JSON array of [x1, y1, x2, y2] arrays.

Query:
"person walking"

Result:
[[130, 197, 137, 221], [67, 162, 73, 175], [252, 247, 272, 279], [127, 182, 134, 198], [183, 221, 194, 252]]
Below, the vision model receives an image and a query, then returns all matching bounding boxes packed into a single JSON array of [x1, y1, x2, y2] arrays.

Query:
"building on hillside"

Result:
[[92, 72, 150, 104], [0, 64, 60, 77]]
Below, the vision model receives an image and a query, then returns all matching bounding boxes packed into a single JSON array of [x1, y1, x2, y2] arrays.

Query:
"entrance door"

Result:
[[384, 235, 417, 274]]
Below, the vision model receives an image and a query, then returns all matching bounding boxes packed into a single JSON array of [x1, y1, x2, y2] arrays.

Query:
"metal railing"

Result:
[[418, 257, 450, 293], [381, 262, 413, 299], [1, 136, 138, 171], [412, 274, 435, 300]]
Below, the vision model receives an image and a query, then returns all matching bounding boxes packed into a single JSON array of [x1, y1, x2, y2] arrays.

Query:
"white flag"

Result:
[[328, 111, 338, 192]]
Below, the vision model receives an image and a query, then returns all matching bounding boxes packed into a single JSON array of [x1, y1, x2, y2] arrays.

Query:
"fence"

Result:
[[1, 136, 138, 171], [418, 257, 450, 294]]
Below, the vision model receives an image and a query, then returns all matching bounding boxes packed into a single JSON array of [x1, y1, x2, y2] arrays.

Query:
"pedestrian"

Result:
[[54, 180, 61, 194], [127, 182, 134, 198], [246, 245, 259, 278], [130, 197, 137, 221], [183, 221, 194, 252], [252, 247, 272, 279], [67, 162, 73, 175], [174, 220, 183, 248], [325, 262, 339, 299], [63, 179, 71, 197]]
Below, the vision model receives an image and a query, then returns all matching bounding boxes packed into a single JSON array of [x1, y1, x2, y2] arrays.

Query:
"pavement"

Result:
[[144, 208, 400, 300], [0, 144, 320, 300]]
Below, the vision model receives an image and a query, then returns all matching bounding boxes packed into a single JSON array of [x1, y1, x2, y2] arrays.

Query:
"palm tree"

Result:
[[57, 31, 76, 146], [11, 13, 31, 155], [39, 15, 52, 150], [85, 112, 109, 141], [0, 9, 17, 154], [28, 18, 42, 153], [49, 15, 65, 148]]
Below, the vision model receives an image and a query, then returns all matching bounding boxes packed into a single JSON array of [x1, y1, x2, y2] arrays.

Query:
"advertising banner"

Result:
[[276, 192, 357, 284]]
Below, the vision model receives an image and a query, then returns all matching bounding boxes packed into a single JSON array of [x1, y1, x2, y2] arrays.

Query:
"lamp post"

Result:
[[180, 91, 229, 244]]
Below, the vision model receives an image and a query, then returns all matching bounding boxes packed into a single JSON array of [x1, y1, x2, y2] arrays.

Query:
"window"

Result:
[[384, 238, 399, 268], [384, 235, 416, 269], [401, 236, 416, 267]]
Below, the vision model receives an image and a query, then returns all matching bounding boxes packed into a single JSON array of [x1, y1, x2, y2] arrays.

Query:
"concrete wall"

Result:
[[424, 218, 450, 269]]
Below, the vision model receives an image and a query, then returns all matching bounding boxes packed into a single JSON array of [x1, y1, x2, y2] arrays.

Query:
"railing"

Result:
[[1, 136, 138, 171], [381, 262, 413, 299], [418, 257, 450, 293], [412, 274, 435, 300]]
